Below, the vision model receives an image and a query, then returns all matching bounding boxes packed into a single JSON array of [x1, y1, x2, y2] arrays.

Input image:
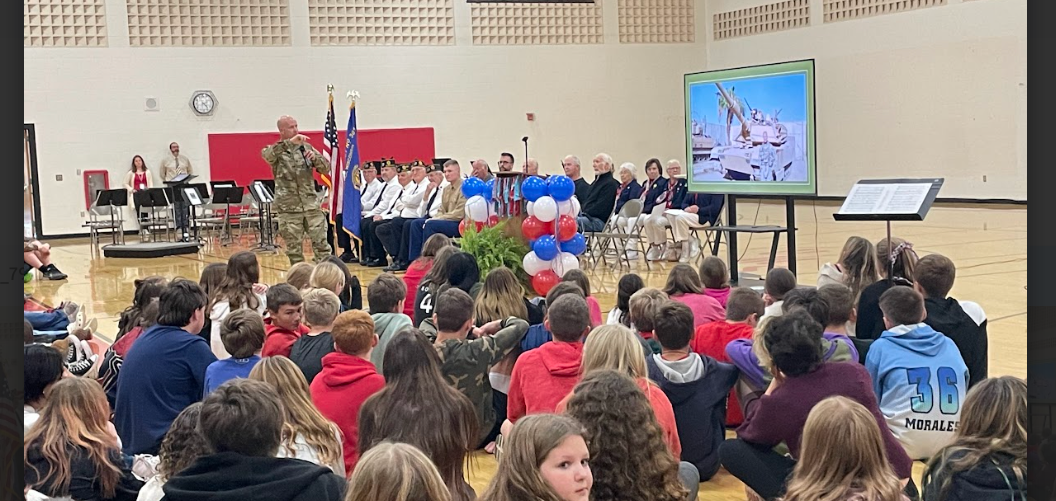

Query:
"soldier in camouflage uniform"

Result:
[[430, 287, 530, 446], [261, 115, 333, 265]]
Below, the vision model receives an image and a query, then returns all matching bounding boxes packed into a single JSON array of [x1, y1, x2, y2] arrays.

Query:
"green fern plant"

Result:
[[458, 220, 531, 286]]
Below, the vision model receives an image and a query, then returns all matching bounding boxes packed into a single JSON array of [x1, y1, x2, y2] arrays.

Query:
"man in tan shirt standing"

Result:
[[159, 142, 194, 240]]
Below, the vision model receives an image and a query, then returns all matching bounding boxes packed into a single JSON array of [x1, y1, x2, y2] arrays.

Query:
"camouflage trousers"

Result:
[[277, 210, 332, 265]]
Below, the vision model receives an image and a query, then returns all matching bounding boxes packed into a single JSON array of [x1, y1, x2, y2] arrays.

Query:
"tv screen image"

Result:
[[684, 59, 816, 196]]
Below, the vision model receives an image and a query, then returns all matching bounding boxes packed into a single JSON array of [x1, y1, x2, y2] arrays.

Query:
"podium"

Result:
[[834, 178, 944, 278], [494, 172, 527, 217]]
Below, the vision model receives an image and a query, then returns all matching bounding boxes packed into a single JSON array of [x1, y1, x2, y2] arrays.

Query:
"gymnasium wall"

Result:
[[23, 0, 706, 236], [703, 0, 1026, 201], [23, 0, 1024, 236]]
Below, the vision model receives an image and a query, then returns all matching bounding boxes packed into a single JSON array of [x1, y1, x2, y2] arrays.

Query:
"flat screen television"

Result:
[[684, 59, 816, 196]]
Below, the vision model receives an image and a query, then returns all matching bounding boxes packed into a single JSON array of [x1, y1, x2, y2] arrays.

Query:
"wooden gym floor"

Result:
[[25, 200, 1026, 500]]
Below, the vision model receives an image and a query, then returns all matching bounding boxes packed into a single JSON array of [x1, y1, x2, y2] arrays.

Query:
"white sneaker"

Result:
[[646, 245, 661, 261], [678, 241, 691, 263], [624, 250, 640, 261]]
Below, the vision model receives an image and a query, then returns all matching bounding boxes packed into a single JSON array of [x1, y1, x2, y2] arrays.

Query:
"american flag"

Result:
[[320, 90, 342, 224]]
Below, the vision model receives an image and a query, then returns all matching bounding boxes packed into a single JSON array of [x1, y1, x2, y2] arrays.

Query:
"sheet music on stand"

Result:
[[834, 178, 944, 276], [836, 179, 942, 220]]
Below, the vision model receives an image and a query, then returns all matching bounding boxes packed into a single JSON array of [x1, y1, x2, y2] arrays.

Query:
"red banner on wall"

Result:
[[207, 127, 435, 188]]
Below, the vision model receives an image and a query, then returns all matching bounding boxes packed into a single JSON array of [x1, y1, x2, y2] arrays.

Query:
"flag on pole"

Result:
[[341, 96, 362, 240], [320, 87, 342, 224]]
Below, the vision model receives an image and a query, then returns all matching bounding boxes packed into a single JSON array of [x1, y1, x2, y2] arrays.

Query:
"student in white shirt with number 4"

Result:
[[865, 286, 968, 460]]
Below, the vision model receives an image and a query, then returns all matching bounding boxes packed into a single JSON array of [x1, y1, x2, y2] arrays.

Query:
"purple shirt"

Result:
[[725, 332, 859, 390], [737, 362, 913, 479]]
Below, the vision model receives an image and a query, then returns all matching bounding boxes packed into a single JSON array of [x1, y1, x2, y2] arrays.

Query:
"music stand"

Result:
[[210, 186, 244, 245], [94, 189, 128, 244], [249, 180, 277, 251], [134, 188, 174, 242], [833, 178, 944, 279], [164, 174, 198, 241]]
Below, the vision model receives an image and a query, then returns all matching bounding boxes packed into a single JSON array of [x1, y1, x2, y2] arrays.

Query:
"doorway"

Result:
[[24, 124, 43, 239]]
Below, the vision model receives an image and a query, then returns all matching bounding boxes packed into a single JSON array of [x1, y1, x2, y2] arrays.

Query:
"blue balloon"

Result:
[[533, 235, 559, 261], [482, 178, 495, 202], [521, 175, 548, 202], [546, 175, 575, 202], [560, 233, 586, 256], [461, 177, 485, 199]]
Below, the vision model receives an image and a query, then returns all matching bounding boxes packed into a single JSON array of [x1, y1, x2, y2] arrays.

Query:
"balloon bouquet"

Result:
[[519, 175, 586, 296], [458, 177, 500, 235]]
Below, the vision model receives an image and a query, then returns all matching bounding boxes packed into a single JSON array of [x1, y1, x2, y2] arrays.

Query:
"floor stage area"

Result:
[[25, 200, 1026, 500]]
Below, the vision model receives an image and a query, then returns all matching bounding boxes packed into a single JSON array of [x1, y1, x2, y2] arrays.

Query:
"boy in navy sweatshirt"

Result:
[[914, 253, 988, 388], [647, 301, 738, 481], [865, 286, 968, 460]]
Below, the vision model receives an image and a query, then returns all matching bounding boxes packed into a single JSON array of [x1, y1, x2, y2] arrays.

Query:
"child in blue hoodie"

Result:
[[866, 286, 968, 460]]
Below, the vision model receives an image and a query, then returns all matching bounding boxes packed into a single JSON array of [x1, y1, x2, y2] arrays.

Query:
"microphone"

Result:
[[522, 136, 529, 173], [522, 136, 528, 143], [298, 145, 311, 169]]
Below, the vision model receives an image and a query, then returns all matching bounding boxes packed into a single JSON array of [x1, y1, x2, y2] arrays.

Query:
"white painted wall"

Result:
[[24, 0, 1025, 236], [704, 0, 1027, 200]]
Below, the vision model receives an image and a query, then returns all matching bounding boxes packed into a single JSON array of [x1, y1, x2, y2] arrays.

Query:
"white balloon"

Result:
[[551, 252, 580, 277], [466, 195, 488, 222], [526, 201, 535, 217], [534, 196, 558, 222], [557, 197, 581, 217], [522, 251, 550, 276]]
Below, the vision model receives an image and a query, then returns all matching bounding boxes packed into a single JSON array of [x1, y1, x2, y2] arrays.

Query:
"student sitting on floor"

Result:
[[505, 294, 592, 428], [760, 267, 797, 320], [914, 253, 989, 388], [261, 284, 308, 358], [204, 309, 264, 394], [719, 310, 913, 501], [647, 300, 738, 482], [367, 274, 412, 373], [289, 288, 341, 384], [866, 286, 968, 461], [161, 379, 345, 501], [691, 287, 764, 427], [699, 256, 732, 308]]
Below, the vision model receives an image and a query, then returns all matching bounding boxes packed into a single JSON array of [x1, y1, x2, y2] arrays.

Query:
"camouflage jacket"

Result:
[[261, 139, 330, 213], [435, 317, 529, 444]]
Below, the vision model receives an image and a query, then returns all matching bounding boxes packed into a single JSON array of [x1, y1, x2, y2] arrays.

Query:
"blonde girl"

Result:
[[248, 356, 345, 474], [783, 396, 908, 501]]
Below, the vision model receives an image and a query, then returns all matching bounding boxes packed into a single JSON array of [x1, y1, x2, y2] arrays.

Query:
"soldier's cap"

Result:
[[395, 163, 410, 174], [431, 157, 452, 169], [362, 161, 378, 171], [426, 163, 444, 173], [409, 159, 427, 169], [382, 158, 397, 168]]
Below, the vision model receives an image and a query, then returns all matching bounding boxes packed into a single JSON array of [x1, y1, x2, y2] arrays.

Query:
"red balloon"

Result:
[[556, 215, 578, 242], [460, 219, 485, 235], [531, 270, 561, 296], [521, 216, 547, 241], [488, 215, 499, 227]]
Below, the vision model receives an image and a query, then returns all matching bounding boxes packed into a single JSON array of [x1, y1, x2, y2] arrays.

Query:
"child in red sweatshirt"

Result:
[[309, 310, 385, 477], [690, 287, 764, 426], [261, 284, 309, 358], [504, 294, 592, 434]]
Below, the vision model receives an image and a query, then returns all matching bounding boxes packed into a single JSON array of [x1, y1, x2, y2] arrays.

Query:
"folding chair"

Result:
[[590, 200, 649, 271]]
